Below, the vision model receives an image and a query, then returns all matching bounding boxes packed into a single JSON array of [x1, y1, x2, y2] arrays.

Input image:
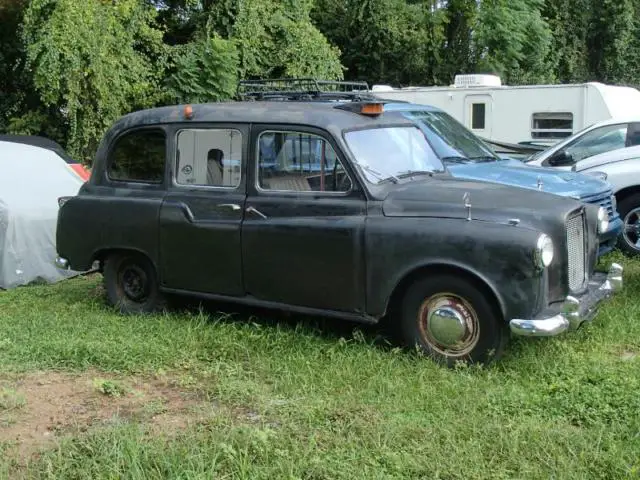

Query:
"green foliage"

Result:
[[5, 0, 640, 163], [166, 35, 239, 104], [440, 0, 478, 83], [0, 0, 28, 132], [588, 0, 636, 84], [232, 0, 343, 80], [0, 250, 640, 477], [313, 0, 426, 84], [20, 0, 168, 164], [474, 0, 553, 84]]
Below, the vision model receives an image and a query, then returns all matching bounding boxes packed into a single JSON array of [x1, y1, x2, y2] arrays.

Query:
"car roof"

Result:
[[583, 117, 640, 129], [111, 101, 417, 133], [0, 139, 56, 157], [0, 135, 77, 164]]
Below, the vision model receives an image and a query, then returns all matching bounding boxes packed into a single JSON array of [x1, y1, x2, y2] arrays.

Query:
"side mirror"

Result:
[[548, 150, 575, 167]]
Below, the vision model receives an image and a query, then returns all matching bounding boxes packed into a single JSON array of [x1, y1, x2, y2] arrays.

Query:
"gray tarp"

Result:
[[0, 140, 84, 289]]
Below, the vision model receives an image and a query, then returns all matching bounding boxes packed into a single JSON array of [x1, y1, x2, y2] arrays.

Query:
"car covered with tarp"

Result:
[[0, 138, 85, 289]]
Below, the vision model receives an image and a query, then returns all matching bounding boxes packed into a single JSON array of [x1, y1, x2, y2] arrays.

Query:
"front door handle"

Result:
[[246, 206, 268, 219], [217, 203, 241, 211]]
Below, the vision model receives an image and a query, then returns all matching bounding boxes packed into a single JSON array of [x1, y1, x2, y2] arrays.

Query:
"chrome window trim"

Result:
[[172, 127, 244, 192], [254, 129, 354, 196]]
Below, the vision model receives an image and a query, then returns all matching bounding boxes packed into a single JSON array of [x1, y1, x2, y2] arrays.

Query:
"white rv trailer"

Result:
[[372, 74, 640, 147]]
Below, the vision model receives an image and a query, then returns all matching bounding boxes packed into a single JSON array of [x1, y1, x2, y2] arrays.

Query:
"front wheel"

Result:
[[397, 275, 508, 366], [103, 252, 166, 314], [617, 193, 640, 256]]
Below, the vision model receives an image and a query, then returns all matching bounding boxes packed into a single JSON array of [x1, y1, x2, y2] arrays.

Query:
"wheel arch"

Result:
[[385, 262, 507, 322], [615, 185, 640, 206], [92, 247, 158, 275]]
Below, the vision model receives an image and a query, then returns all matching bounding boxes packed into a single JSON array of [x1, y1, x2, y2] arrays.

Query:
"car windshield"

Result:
[[343, 126, 446, 185], [402, 110, 499, 164]]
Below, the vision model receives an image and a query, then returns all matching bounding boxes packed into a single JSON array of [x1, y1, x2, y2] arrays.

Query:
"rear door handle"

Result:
[[217, 203, 241, 211], [246, 206, 268, 219]]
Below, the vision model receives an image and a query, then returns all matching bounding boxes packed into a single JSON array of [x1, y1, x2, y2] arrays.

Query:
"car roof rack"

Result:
[[237, 78, 377, 102]]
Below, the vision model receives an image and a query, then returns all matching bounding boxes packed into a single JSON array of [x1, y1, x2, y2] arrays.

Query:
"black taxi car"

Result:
[[54, 80, 623, 365]]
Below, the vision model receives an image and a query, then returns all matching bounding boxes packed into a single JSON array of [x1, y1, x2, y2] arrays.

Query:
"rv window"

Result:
[[531, 113, 573, 139], [471, 104, 485, 130]]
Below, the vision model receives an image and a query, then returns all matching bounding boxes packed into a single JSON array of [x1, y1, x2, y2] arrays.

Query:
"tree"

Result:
[[231, 0, 344, 80], [312, 0, 436, 85], [474, 0, 553, 84], [587, 0, 635, 84], [0, 0, 29, 132], [440, 0, 477, 83], [19, 0, 168, 163], [165, 34, 239, 104], [543, 0, 591, 83]]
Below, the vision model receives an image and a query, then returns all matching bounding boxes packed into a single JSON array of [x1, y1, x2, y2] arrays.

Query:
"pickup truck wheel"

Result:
[[617, 193, 640, 256], [398, 275, 508, 366], [103, 252, 166, 314]]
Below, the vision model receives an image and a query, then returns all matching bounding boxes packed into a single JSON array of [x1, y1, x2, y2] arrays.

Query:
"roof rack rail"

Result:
[[237, 77, 375, 102]]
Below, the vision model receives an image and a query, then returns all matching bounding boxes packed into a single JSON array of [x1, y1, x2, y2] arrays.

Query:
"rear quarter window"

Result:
[[107, 129, 166, 183]]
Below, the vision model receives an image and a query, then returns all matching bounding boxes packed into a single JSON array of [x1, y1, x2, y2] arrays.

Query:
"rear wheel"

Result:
[[103, 252, 166, 314], [397, 274, 508, 366], [617, 193, 640, 256]]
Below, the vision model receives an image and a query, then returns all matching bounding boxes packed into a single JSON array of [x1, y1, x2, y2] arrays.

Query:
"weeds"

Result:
[[0, 253, 638, 478]]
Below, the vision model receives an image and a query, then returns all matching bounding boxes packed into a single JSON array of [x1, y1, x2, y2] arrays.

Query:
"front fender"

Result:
[[365, 217, 546, 322], [584, 159, 640, 194]]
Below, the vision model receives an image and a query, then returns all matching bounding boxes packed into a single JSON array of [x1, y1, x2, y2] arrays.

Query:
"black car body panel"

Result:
[[56, 100, 605, 329]]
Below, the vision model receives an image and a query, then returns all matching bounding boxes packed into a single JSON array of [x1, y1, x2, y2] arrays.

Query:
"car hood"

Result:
[[382, 176, 584, 228], [573, 145, 640, 172], [446, 159, 610, 199]]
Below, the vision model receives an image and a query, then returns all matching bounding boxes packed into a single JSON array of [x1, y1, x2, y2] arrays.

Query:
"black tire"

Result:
[[103, 252, 166, 314], [397, 274, 508, 367], [617, 192, 640, 256]]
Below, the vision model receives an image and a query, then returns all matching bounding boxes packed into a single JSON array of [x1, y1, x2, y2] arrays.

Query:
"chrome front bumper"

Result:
[[510, 263, 623, 337]]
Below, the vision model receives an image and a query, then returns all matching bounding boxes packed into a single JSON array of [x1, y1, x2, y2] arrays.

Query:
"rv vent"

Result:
[[453, 74, 502, 88]]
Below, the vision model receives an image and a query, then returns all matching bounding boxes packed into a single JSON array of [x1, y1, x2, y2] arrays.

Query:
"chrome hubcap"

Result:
[[418, 294, 480, 356], [623, 207, 640, 251], [428, 307, 466, 346]]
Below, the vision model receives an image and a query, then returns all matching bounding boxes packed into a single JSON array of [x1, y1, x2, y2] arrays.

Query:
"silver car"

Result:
[[527, 121, 640, 255]]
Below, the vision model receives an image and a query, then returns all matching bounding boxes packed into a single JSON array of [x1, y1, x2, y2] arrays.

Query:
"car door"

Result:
[[159, 123, 248, 296], [241, 125, 368, 314]]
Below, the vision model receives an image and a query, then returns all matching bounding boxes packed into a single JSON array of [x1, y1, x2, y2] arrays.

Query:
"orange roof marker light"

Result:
[[360, 103, 384, 116], [334, 101, 385, 116], [184, 104, 194, 120]]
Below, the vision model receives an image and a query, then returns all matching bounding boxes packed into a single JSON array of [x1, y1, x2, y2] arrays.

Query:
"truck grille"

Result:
[[580, 190, 616, 220], [566, 212, 586, 292]]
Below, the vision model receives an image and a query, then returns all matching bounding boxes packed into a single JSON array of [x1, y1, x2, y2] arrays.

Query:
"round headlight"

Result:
[[597, 206, 609, 233], [535, 234, 554, 268]]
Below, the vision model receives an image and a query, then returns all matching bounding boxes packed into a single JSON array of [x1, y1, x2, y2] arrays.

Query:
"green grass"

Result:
[[1, 252, 640, 478]]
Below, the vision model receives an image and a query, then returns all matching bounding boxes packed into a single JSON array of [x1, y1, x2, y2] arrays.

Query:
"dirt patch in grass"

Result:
[[0, 370, 208, 461]]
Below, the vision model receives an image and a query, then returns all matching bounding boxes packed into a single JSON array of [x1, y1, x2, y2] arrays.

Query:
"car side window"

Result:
[[175, 128, 242, 188], [108, 129, 166, 183], [564, 123, 628, 162], [257, 131, 352, 193]]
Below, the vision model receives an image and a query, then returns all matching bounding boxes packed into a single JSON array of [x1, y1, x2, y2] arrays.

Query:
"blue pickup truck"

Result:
[[383, 102, 623, 256]]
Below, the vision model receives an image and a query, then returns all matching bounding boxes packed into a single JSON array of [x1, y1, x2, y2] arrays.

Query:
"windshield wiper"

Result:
[[468, 155, 498, 162], [355, 161, 399, 184], [441, 155, 469, 164], [395, 170, 434, 179]]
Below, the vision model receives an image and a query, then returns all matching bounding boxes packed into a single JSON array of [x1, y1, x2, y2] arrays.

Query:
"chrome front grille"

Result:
[[581, 190, 616, 220], [566, 212, 586, 291]]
